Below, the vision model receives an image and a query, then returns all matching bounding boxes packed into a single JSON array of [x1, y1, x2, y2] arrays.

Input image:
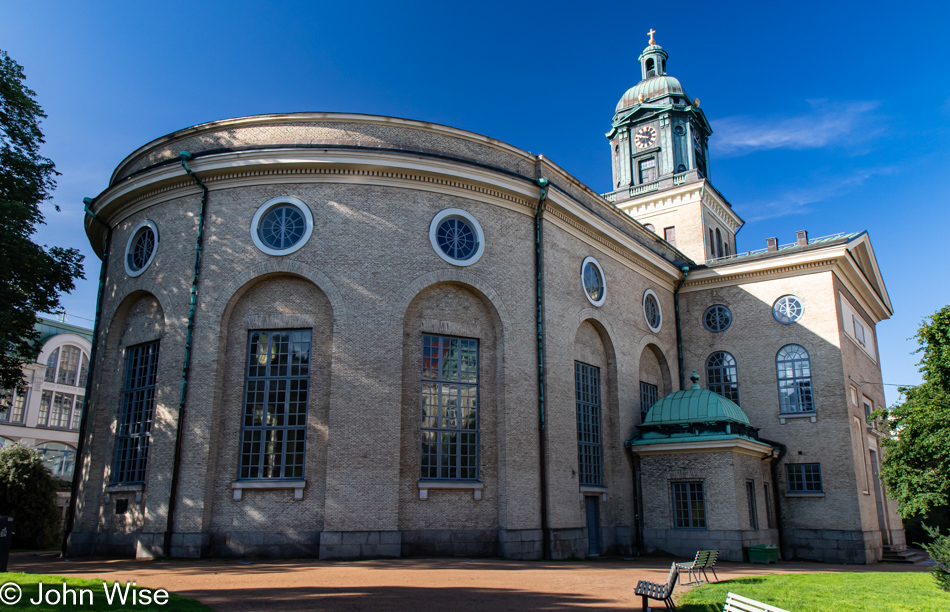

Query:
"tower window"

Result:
[[645, 58, 655, 77], [715, 228, 723, 258], [639, 158, 657, 183], [708, 229, 715, 256], [664, 227, 676, 246]]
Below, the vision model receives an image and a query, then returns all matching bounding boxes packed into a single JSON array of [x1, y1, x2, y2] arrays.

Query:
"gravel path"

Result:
[[10, 552, 930, 611]]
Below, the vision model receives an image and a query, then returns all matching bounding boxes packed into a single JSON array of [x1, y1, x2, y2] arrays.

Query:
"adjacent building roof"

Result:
[[35, 317, 93, 346]]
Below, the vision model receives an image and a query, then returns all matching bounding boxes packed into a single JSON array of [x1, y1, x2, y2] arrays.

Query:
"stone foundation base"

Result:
[[319, 531, 400, 559], [643, 528, 779, 562], [402, 529, 497, 557], [782, 528, 882, 563]]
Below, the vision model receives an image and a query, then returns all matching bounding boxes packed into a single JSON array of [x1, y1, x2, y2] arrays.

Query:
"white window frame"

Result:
[[124, 220, 160, 277], [580, 256, 606, 307], [250, 196, 314, 256], [428, 208, 485, 266]]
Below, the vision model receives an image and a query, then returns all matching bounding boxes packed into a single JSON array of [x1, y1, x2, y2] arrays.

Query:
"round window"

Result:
[[643, 288, 662, 332], [772, 295, 804, 324], [124, 220, 159, 277], [428, 209, 485, 266], [703, 305, 733, 332], [250, 196, 314, 256], [581, 256, 606, 307]]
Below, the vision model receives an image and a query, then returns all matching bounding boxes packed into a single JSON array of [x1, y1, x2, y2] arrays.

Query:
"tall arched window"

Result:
[[776, 344, 814, 413], [35, 442, 76, 479], [706, 351, 739, 405], [715, 228, 723, 258], [44, 345, 89, 387]]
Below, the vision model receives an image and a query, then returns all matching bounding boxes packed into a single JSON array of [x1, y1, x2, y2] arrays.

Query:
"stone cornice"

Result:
[[615, 180, 743, 231], [629, 437, 773, 457]]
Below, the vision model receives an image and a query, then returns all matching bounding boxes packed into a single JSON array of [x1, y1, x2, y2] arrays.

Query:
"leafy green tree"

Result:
[[0, 444, 60, 549], [878, 304, 950, 590], [0, 49, 84, 391]]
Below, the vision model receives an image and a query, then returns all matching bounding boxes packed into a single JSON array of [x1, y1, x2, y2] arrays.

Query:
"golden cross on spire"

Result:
[[647, 28, 656, 45]]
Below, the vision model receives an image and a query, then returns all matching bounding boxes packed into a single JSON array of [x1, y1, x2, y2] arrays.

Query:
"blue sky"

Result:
[[2, 1, 948, 403]]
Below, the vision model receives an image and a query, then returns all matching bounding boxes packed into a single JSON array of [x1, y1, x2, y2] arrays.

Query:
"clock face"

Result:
[[635, 126, 657, 149]]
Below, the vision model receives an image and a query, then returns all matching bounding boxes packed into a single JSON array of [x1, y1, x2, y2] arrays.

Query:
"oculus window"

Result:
[[786, 463, 822, 492], [643, 289, 662, 332], [703, 305, 732, 333], [250, 196, 314, 256], [575, 361, 603, 486], [581, 257, 606, 307], [772, 295, 804, 325], [240, 330, 312, 480], [776, 344, 814, 413], [421, 334, 479, 480], [124, 220, 159, 277], [672, 481, 706, 529], [429, 209, 485, 266], [706, 351, 740, 405], [112, 341, 160, 484]]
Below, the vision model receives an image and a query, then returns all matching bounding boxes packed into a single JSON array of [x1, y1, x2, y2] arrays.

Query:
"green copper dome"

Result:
[[616, 76, 690, 112], [641, 370, 751, 427]]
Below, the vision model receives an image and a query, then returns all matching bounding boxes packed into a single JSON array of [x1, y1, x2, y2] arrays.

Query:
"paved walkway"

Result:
[[11, 552, 930, 611]]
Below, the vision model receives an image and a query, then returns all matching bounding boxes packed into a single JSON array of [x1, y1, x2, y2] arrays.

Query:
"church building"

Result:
[[68, 32, 902, 564]]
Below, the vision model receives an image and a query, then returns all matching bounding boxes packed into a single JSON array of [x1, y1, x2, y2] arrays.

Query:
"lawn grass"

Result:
[[677, 571, 950, 611], [0, 573, 211, 611]]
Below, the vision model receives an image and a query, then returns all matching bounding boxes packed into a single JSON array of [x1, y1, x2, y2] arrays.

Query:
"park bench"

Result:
[[724, 592, 790, 612], [675, 549, 719, 585], [634, 562, 678, 610]]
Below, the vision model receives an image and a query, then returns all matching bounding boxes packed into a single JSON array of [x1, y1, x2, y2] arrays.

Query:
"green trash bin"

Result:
[[746, 544, 779, 564]]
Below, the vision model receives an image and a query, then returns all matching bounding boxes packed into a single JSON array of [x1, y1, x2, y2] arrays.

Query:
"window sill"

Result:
[[779, 411, 816, 424], [105, 483, 144, 502], [784, 491, 825, 498], [579, 485, 607, 501], [231, 479, 307, 501], [417, 480, 483, 500]]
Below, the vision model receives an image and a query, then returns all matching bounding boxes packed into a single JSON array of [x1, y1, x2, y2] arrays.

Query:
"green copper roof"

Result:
[[641, 370, 751, 427], [616, 76, 690, 112]]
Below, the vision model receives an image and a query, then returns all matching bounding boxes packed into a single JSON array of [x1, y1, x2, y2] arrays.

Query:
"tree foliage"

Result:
[[0, 444, 60, 549], [878, 305, 950, 517], [878, 305, 950, 591], [0, 49, 84, 391]]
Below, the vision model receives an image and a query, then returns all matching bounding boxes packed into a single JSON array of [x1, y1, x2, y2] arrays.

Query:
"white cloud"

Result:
[[742, 166, 895, 222], [711, 100, 881, 156]]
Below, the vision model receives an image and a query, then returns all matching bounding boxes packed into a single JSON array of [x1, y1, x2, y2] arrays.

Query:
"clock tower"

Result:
[[604, 30, 743, 264]]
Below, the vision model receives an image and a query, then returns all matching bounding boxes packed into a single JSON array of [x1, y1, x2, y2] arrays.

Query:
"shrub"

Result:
[[0, 444, 61, 549], [922, 526, 950, 592]]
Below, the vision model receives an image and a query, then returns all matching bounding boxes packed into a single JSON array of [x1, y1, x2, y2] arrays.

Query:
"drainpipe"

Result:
[[673, 266, 690, 390], [534, 175, 551, 560], [758, 437, 787, 559], [61, 198, 112, 558], [164, 151, 208, 557]]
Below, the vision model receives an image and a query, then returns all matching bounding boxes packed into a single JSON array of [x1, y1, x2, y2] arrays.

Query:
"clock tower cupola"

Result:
[[604, 30, 743, 265]]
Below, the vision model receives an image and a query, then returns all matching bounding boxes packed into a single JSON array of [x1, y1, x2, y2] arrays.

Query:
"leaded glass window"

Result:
[[239, 330, 312, 480], [643, 290, 661, 331], [112, 341, 160, 483], [672, 481, 706, 529], [581, 257, 605, 306], [786, 463, 822, 492], [703, 305, 732, 332], [640, 381, 658, 420], [129, 226, 156, 271], [706, 351, 740, 405], [772, 295, 804, 324], [436, 217, 478, 261], [259, 205, 307, 251], [575, 361, 602, 486], [776, 344, 813, 413], [421, 334, 479, 480]]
